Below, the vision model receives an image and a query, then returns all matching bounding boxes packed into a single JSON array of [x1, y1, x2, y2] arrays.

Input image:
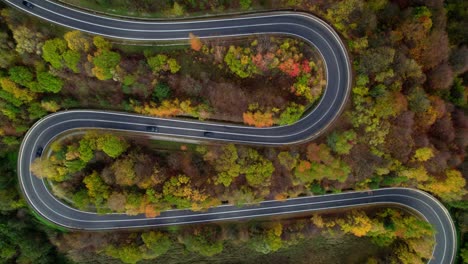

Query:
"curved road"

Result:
[[6, 0, 352, 146], [4, 0, 456, 263]]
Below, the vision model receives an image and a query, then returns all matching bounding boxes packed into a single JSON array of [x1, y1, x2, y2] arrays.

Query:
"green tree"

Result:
[[449, 77, 466, 107], [359, 47, 395, 75], [27, 102, 47, 120], [0, 31, 16, 68], [93, 50, 120, 70], [105, 244, 147, 264], [0, 153, 24, 212], [72, 189, 91, 210], [0, 89, 23, 107], [240, 148, 275, 187], [33, 72, 64, 93], [0, 77, 34, 104], [148, 54, 168, 72], [249, 223, 283, 254], [224, 45, 258, 78], [8, 66, 33, 87], [460, 243, 468, 264], [0, 101, 21, 120], [124, 191, 145, 215], [240, 0, 252, 10], [294, 144, 350, 185], [277, 151, 298, 171], [2, 136, 20, 146], [78, 137, 95, 163], [42, 38, 67, 69], [278, 103, 305, 125], [92, 50, 121, 80], [153, 82, 171, 101], [0, 239, 15, 261], [147, 54, 180, 74], [408, 87, 430, 113], [213, 144, 241, 187], [392, 212, 433, 240], [96, 134, 128, 158], [63, 49, 81, 73], [292, 74, 316, 102], [141, 231, 172, 257], [327, 130, 357, 155], [0, 216, 57, 264], [167, 2, 185, 16], [373, 91, 406, 119], [180, 228, 224, 257], [83, 171, 110, 206], [64, 158, 86, 174], [324, 0, 364, 34]]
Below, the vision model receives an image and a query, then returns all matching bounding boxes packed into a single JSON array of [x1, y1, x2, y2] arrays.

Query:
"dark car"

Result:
[[204, 132, 214, 137], [146, 126, 159, 132], [22, 1, 34, 8], [36, 147, 43, 157]]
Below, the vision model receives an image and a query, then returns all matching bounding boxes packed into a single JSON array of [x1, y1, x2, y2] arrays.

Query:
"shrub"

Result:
[[153, 83, 171, 101]]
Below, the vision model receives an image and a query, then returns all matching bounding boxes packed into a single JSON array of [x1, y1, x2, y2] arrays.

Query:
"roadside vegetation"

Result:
[[57, 0, 293, 18], [33, 125, 466, 218], [0, 8, 325, 128], [32, 131, 351, 215], [45, 208, 434, 264], [0, 0, 466, 263]]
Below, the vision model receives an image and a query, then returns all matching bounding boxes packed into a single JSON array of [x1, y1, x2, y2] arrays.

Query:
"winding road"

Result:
[[4, 0, 456, 263]]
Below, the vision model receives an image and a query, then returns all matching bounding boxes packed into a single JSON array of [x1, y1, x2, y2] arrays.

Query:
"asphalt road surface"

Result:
[[4, 0, 456, 263]]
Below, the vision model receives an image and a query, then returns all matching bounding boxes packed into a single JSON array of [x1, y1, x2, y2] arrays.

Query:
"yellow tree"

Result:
[[162, 175, 208, 209], [336, 210, 373, 237], [134, 100, 182, 118], [422, 169, 467, 202], [395, 244, 425, 264], [64, 30, 90, 52], [399, 166, 429, 182], [412, 147, 434, 162], [30, 158, 67, 182], [311, 214, 325, 228], [0, 78, 35, 103]]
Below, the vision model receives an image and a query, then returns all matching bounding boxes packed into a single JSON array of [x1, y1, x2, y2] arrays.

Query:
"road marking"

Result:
[[9, 1, 453, 262]]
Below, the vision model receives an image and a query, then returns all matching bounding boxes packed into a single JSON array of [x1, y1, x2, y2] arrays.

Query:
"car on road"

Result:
[[204, 132, 214, 137], [146, 126, 159, 132], [22, 1, 34, 8], [35, 147, 43, 157]]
